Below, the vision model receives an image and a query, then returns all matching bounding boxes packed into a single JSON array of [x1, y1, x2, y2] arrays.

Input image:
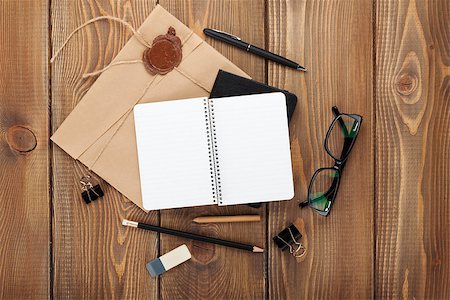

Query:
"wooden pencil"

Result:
[[122, 219, 264, 253], [192, 215, 261, 224]]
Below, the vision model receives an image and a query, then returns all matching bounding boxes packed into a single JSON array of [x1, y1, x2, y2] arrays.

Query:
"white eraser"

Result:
[[146, 244, 191, 277]]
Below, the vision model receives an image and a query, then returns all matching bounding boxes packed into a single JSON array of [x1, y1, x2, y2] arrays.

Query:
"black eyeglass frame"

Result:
[[299, 106, 363, 216]]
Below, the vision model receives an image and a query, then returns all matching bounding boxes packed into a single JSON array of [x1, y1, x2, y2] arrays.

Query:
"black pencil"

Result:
[[122, 219, 264, 253]]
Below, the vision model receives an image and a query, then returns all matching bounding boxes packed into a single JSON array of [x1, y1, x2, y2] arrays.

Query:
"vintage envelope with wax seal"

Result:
[[51, 5, 249, 211]]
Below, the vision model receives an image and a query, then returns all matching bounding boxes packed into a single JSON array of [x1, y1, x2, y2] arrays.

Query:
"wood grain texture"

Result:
[[158, 0, 266, 299], [375, 0, 449, 298], [0, 0, 50, 298], [267, 0, 374, 299], [2, 0, 450, 298], [51, 1, 158, 298]]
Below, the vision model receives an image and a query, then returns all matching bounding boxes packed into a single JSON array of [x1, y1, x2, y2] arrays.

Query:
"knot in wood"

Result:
[[395, 72, 417, 96], [6, 125, 37, 153], [191, 240, 216, 263]]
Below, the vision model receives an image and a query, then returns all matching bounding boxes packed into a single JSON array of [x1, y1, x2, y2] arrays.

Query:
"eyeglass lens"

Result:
[[308, 168, 339, 212], [326, 115, 359, 161]]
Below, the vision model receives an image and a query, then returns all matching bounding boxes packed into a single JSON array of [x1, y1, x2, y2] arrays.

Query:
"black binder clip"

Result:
[[80, 175, 104, 204], [273, 223, 306, 258]]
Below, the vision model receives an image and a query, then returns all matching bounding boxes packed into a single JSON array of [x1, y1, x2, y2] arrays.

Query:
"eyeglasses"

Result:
[[299, 106, 362, 216]]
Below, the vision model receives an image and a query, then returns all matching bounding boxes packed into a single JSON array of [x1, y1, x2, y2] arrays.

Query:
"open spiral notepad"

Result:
[[133, 92, 294, 210]]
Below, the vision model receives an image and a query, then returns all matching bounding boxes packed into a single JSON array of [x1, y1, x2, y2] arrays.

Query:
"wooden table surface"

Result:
[[0, 0, 448, 299]]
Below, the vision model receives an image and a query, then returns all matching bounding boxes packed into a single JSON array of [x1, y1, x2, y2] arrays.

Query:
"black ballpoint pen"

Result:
[[203, 28, 306, 72]]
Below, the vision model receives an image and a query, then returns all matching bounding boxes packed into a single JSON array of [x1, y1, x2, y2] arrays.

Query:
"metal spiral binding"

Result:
[[204, 98, 218, 203], [207, 99, 222, 204]]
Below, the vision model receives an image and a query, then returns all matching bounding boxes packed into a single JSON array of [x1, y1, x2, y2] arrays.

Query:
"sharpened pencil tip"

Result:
[[253, 246, 264, 253], [297, 66, 307, 72]]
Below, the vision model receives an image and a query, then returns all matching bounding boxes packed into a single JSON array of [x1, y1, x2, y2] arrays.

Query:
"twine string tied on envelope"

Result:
[[50, 16, 151, 63], [51, 17, 208, 92]]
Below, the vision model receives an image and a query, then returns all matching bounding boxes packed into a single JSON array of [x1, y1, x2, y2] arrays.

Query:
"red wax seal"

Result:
[[143, 27, 182, 75]]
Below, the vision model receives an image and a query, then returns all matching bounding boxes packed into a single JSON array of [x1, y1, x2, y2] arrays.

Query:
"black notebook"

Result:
[[210, 70, 297, 122], [210, 70, 298, 208]]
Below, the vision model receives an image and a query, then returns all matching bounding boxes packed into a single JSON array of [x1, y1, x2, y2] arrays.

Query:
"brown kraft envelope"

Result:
[[51, 5, 249, 210]]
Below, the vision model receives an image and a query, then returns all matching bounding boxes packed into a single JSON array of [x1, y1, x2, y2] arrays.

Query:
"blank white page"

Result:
[[134, 97, 215, 210], [211, 92, 294, 205]]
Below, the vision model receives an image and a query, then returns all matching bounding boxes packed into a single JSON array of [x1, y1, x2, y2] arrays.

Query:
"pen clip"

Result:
[[210, 29, 241, 41]]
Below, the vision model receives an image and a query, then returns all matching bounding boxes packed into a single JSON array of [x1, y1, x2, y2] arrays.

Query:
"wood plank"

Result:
[[0, 0, 50, 298], [267, 0, 374, 299], [158, 0, 267, 299], [51, 1, 158, 298], [375, 0, 449, 298]]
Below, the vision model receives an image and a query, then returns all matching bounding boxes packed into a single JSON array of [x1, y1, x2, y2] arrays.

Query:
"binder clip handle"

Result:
[[80, 176, 94, 190]]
